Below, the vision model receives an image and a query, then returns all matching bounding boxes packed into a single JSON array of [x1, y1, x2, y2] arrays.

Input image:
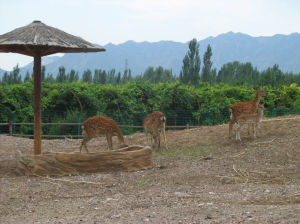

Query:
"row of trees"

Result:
[[1, 38, 300, 86], [1, 65, 134, 85], [1, 65, 177, 85]]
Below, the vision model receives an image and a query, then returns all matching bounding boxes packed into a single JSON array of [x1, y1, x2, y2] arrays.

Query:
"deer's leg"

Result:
[[253, 124, 257, 138], [161, 126, 168, 149], [256, 122, 261, 137], [146, 132, 151, 146], [150, 133, 154, 146], [235, 130, 239, 141], [158, 134, 161, 148], [247, 123, 251, 135], [105, 132, 113, 150], [236, 126, 241, 141], [151, 134, 155, 148], [247, 123, 254, 135], [229, 119, 235, 139], [80, 137, 90, 153], [153, 133, 158, 149], [235, 121, 243, 141], [235, 123, 239, 141]]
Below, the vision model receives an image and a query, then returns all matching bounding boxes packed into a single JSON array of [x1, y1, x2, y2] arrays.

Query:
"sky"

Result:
[[0, 0, 300, 71]]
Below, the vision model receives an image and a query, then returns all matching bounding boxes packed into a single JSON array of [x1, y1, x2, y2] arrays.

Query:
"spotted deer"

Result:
[[144, 111, 167, 149], [232, 104, 265, 141], [229, 87, 267, 139], [80, 115, 127, 152]]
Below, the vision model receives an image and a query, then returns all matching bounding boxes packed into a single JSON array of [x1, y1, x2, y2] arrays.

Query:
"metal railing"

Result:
[[1, 107, 299, 138], [0, 122, 194, 138]]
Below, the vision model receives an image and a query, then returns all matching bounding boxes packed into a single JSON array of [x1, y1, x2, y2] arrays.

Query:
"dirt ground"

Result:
[[1, 115, 300, 224]]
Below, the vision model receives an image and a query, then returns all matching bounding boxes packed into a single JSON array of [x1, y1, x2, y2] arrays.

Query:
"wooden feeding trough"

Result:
[[2, 145, 155, 176]]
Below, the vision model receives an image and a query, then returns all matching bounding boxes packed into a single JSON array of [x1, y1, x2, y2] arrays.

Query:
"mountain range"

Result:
[[1, 31, 300, 78]]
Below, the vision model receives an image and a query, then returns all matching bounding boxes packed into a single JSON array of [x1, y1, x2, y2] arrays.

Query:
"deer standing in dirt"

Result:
[[229, 87, 267, 139], [80, 115, 127, 152], [144, 111, 167, 149], [232, 104, 265, 141]]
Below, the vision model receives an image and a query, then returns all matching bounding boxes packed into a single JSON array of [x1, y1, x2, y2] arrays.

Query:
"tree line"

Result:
[[1, 38, 300, 87]]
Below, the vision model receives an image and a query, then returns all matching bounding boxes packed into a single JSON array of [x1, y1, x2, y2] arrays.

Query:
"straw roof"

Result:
[[0, 21, 105, 56]]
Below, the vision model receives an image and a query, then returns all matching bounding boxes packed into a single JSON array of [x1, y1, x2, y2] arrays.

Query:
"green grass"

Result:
[[136, 178, 153, 189], [288, 173, 300, 181], [152, 145, 215, 160]]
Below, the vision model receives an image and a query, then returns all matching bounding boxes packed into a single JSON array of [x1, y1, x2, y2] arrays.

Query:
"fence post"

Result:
[[12, 111, 16, 135], [271, 108, 276, 117], [9, 120, 12, 136], [207, 111, 211, 126], [77, 111, 81, 138], [186, 123, 190, 129]]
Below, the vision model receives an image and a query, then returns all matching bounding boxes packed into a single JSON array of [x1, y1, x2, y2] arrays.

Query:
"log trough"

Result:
[[0, 145, 155, 176]]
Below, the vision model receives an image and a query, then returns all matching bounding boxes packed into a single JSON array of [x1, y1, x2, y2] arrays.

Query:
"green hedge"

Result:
[[1, 81, 300, 135]]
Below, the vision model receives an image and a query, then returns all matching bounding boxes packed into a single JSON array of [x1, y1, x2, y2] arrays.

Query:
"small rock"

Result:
[[28, 183, 40, 188], [205, 214, 213, 219], [175, 192, 189, 197], [221, 177, 233, 184], [109, 214, 121, 219], [203, 156, 213, 160], [2, 179, 9, 184]]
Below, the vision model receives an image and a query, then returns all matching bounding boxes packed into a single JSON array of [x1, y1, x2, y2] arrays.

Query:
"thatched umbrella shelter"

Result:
[[0, 21, 105, 155]]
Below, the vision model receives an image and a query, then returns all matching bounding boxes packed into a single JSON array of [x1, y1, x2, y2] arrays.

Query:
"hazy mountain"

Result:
[[3, 32, 300, 77], [18, 40, 188, 77], [0, 68, 6, 77], [199, 32, 300, 74]]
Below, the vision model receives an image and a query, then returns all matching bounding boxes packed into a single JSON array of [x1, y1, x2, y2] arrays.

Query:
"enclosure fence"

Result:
[[1, 107, 300, 138]]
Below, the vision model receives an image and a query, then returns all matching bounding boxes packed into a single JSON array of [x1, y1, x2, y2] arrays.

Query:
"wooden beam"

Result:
[[41, 46, 57, 56]]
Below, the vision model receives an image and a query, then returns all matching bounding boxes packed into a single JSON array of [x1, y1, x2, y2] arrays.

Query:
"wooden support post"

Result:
[[33, 53, 42, 155], [9, 121, 12, 136]]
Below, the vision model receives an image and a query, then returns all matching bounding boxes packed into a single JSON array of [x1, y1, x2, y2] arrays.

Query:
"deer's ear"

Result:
[[253, 86, 258, 90]]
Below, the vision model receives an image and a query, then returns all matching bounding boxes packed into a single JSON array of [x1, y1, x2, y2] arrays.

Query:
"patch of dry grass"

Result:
[[152, 145, 215, 160]]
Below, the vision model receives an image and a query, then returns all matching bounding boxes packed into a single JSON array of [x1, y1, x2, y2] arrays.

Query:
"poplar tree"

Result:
[[201, 44, 213, 84], [24, 71, 31, 82], [56, 66, 67, 83], [82, 69, 92, 83], [68, 69, 79, 82], [179, 38, 201, 85]]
